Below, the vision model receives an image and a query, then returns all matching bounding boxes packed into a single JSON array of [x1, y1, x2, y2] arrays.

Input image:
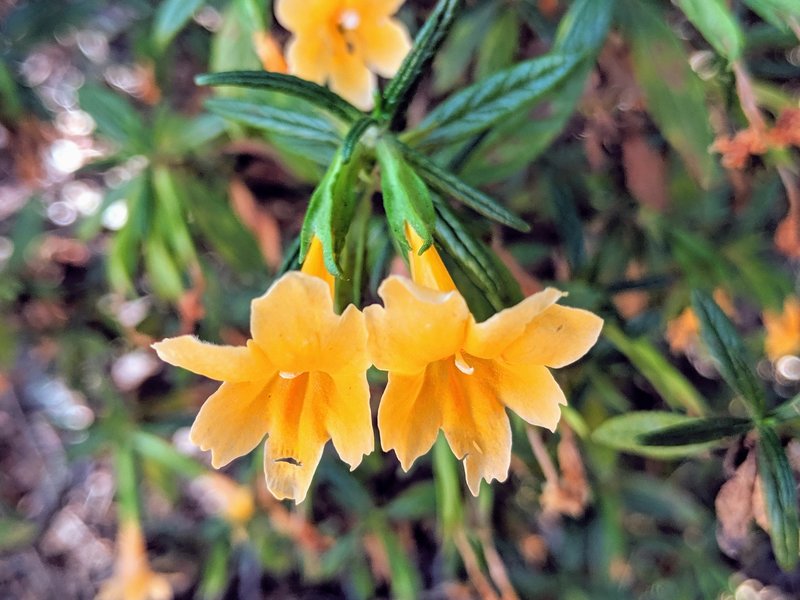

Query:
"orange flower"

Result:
[[365, 226, 603, 494], [153, 238, 372, 503], [275, 0, 412, 109], [96, 520, 172, 600], [666, 289, 736, 355], [764, 297, 800, 361], [253, 31, 288, 74]]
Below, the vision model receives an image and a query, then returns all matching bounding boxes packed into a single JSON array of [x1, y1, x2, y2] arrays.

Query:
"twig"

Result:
[[453, 529, 500, 600]]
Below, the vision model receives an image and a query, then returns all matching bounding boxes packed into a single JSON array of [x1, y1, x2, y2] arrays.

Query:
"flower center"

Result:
[[339, 9, 360, 31], [454, 350, 474, 375]]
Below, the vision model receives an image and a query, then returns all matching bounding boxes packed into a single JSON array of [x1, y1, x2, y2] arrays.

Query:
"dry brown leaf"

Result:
[[540, 426, 591, 518], [775, 168, 800, 259], [715, 450, 756, 557], [229, 177, 283, 271], [622, 134, 669, 211], [613, 261, 649, 320], [752, 473, 769, 534]]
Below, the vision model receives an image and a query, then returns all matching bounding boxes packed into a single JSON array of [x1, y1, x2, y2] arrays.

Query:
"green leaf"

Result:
[[456, 0, 616, 184], [300, 150, 363, 276], [0, 516, 37, 551], [160, 113, 227, 154], [743, 0, 800, 33], [144, 234, 185, 300], [78, 85, 145, 149], [376, 140, 436, 254], [398, 143, 529, 231], [604, 324, 709, 415], [384, 482, 436, 521], [152, 0, 204, 51], [204, 97, 343, 145], [691, 289, 766, 417], [769, 393, 800, 424], [554, 0, 617, 53], [412, 52, 583, 147], [593, 412, 720, 458], [676, 0, 744, 61], [196, 71, 363, 122], [151, 167, 197, 266], [474, 9, 519, 80], [637, 416, 753, 446], [342, 118, 377, 164], [617, 0, 716, 186], [756, 427, 799, 572], [382, 0, 462, 124], [433, 199, 523, 312]]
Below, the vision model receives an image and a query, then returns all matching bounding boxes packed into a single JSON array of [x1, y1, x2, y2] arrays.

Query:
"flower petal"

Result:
[[275, 0, 337, 32], [285, 34, 329, 85], [378, 367, 444, 471], [464, 288, 564, 359], [319, 304, 371, 373], [355, 0, 406, 20], [365, 276, 469, 375], [328, 49, 376, 110], [356, 18, 411, 78], [503, 305, 604, 368], [477, 359, 566, 431], [324, 367, 374, 468], [190, 380, 271, 468], [262, 372, 329, 503], [439, 362, 512, 496], [153, 335, 268, 382], [250, 272, 343, 374]]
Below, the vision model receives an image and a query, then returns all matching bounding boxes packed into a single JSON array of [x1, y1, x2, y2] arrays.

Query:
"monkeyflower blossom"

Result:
[[275, 0, 412, 109], [96, 520, 172, 600], [764, 297, 800, 361], [153, 238, 373, 503], [365, 226, 603, 494]]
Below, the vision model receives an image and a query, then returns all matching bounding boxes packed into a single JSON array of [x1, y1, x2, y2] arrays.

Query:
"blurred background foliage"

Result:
[[1, 0, 800, 598]]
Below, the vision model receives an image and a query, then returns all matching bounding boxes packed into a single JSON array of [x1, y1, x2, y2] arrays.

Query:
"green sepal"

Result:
[[195, 71, 363, 123], [376, 140, 436, 255], [691, 289, 766, 417], [399, 142, 529, 232], [637, 416, 753, 447], [300, 149, 363, 276], [756, 427, 800, 572]]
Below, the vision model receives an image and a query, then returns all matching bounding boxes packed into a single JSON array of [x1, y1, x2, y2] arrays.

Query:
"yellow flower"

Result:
[[275, 0, 412, 109], [153, 238, 372, 503], [96, 520, 172, 600], [666, 289, 736, 355], [365, 226, 603, 495], [764, 297, 800, 361]]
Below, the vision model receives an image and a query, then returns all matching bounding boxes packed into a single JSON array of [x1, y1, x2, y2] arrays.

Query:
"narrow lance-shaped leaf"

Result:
[[691, 289, 766, 417], [376, 140, 436, 255], [604, 324, 709, 415], [152, 0, 204, 51], [638, 416, 753, 446], [617, 0, 716, 186], [204, 97, 343, 145], [196, 71, 363, 123], [676, 0, 744, 62], [341, 118, 377, 164], [593, 412, 722, 459], [743, 0, 800, 33], [757, 427, 799, 572], [398, 142, 530, 232], [412, 52, 583, 147], [382, 0, 462, 125]]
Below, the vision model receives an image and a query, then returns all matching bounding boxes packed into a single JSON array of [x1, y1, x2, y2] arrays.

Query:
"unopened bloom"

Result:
[[365, 226, 603, 495], [764, 297, 800, 361], [153, 238, 373, 503], [96, 520, 172, 600], [275, 0, 412, 109]]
